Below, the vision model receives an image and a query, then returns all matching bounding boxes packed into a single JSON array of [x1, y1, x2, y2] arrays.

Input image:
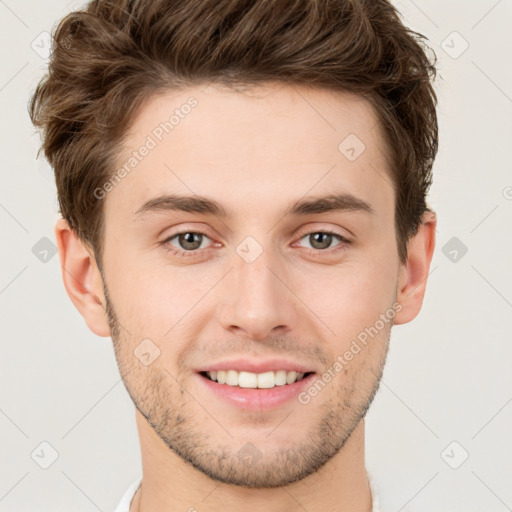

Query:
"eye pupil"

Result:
[[310, 232, 332, 250], [179, 232, 202, 250]]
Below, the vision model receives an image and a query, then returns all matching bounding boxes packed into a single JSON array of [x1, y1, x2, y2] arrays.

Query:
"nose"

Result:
[[216, 242, 299, 341]]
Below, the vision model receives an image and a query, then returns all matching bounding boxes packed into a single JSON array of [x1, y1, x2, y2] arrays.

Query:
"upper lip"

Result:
[[197, 358, 317, 374]]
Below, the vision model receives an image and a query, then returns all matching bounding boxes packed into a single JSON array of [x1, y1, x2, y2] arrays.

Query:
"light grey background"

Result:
[[1, 1, 511, 511]]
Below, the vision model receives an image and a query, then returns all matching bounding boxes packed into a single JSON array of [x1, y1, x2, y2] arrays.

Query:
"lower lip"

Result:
[[197, 372, 316, 410]]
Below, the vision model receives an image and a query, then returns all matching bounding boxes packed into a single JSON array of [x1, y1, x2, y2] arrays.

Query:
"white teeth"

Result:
[[286, 371, 298, 384], [239, 371, 258, 388], [274, 370, 287, 386], [226, 370, 238, 386], [257, 371, 275, 389], [205, 369, 307, 388]]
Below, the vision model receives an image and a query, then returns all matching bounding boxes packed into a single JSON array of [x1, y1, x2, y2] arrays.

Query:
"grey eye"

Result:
[[168, 232, 210, 251], [299, 232, 342, 250]]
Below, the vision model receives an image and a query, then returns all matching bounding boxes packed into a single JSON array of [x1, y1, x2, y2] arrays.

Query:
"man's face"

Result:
[[100, 82, 401, 487]]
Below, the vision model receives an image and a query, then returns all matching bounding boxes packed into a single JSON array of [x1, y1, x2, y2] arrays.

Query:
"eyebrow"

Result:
[[133, 192, 374, 219]]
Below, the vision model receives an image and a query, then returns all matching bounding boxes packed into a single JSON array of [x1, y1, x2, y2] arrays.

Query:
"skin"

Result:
[[55, 82, 436, 512]]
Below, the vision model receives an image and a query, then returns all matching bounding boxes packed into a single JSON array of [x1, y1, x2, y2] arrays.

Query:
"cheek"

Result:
[[304, 260, 395, 315], [105, 256, 215, 341]]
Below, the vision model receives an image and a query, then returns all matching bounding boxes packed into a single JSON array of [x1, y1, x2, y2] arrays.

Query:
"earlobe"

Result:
[[394, 211, 437, 325], [54, 218, 111, 337]]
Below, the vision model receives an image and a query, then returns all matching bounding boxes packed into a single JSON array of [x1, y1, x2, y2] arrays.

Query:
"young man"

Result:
[[29, 1, 438, 510]]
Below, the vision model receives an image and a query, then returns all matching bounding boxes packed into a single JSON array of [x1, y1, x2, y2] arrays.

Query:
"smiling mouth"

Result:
[[199, 370, 315, 389]]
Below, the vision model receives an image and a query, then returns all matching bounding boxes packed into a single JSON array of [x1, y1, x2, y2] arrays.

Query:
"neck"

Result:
[[130, 411, 373, 512]]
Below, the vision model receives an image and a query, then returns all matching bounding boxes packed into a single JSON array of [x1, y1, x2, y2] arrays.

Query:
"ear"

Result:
[[54, 218, 111, 337], [394, 210, 437, 325]]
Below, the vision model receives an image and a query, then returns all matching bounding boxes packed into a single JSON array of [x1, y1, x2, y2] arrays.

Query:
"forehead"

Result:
[[105, 82, 394, 223]]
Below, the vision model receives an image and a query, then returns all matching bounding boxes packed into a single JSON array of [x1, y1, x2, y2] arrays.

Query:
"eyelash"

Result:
[[161, 229, 352, 258]]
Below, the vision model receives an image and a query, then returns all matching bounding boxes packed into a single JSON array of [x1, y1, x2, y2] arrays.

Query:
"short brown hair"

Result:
[[29, 0, 438, 264]]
